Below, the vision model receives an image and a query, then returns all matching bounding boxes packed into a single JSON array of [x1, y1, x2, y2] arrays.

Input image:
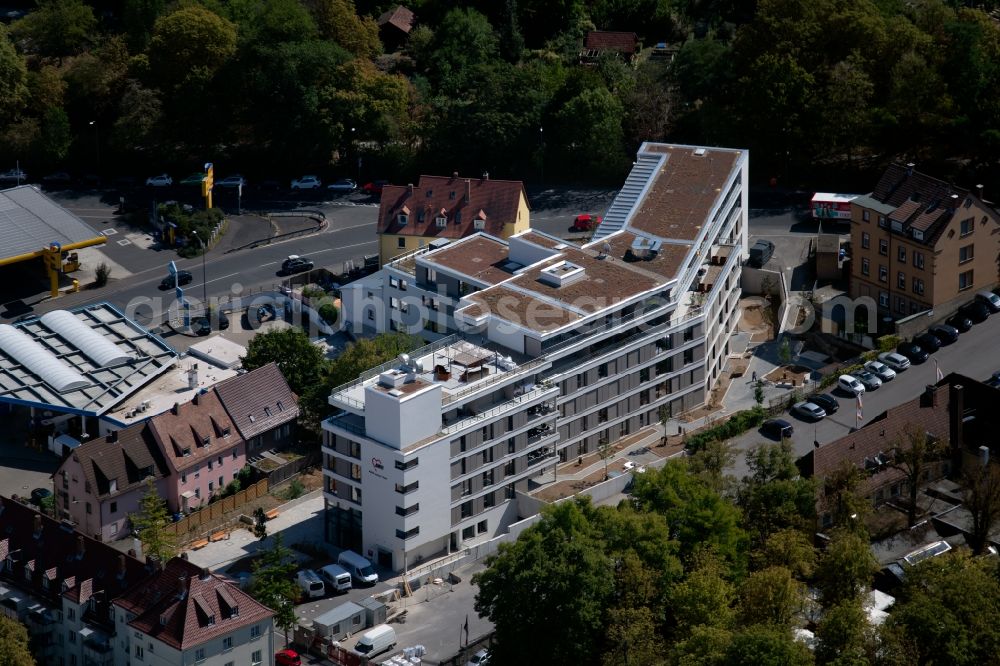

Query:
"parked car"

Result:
[[975, 290, 1000, 313], [362, 179, 389, 195], [275, 649, 301, 666], [146, 173, 173, 187], [747, 239, 775, 267], [792, 401, 827, 421], [260, 177, 283, 190], [810, 393, 839, 414], [914, 333, 941, 353], [987, 371, 1000, 388], [327, 178, 357, 192], [897, 341, 929, 364], [281, 255, 314, 275], [0, 168, 27, 182], [864, 360, 896, 382], [296, 569, 325, 600], [41, 171, 72, 187], [159, 270, 193, 289], [838, 374, 865, 396], [946, 313, 973, 332], [928, 324, 959, 345], [572, 214, 602, 231], [216, 174, 246, 188], [191, 311, 229, 335], [959, 300, 990, 324], [291, 175, 322, 190], [878, 352, 911, 372], [851, 369, 882, 391], [354, 624, 396, 658], [466, 649, 491, 666], [179, 172, 206, 186], [761, 418, 794, 439]]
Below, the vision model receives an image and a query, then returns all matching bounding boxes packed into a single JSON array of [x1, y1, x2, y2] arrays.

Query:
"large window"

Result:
[[959, 244, 974, 264], [861, 258, 870, 276], [897, 271, 906, 289], [959, 270, 974, 291], [960, 217, 974, 236], [913, 251, 925, 269], [897, 245, 906, 262], [878, 265, 888, 283], [878, 239, 888, 256], [861, 232, 870, 249]]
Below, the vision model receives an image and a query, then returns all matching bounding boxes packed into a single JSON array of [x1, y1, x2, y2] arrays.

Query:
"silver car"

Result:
[[865, 360, 896, 382], [852, 369, 882, 390], [792, 401, 827, 421], [878, 352, 911, 372]]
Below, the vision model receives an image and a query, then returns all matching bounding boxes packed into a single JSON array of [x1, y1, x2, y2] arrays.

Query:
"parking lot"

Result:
[[729, 308, 1000, 476]]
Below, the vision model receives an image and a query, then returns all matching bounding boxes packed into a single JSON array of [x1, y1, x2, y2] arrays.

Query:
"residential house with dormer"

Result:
[[376, 173, 530, 264], [146, 392, 246, 513], [214, 363, 299, 457]]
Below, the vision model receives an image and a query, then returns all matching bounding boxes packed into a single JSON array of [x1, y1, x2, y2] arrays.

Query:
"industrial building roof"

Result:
[[0, 302, 176, 416], [0, 186, 105, 260]]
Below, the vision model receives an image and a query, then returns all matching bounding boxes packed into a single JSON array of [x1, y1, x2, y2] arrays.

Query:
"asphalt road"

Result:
[[727, 311, 1000, 477]]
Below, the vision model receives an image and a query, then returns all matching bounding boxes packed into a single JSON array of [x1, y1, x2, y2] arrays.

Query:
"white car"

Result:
[[837, 374, 865, 396], [465, 648, 490, 666], [291, 175, 322, 190], [865, 360, 896, 382], [146, 174, 173, 187], [792, 401, 827, 420], [878, 352, 911, 372], [327, 178, 357, 192], [216, 174, 246, 188]]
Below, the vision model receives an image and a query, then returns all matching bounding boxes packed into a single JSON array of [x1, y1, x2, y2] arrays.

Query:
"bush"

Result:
[[877, 334, 900, 352], [94, 262, 111, 286], [685, 407, 766, 452], [282, 478, 305, 500], [301, 285, 326, 300], [318, 303, 338, 324]]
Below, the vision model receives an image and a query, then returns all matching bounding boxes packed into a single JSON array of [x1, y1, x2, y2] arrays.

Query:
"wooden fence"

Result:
[[166, 479, 269, 539], [257, 452, 319, 487]]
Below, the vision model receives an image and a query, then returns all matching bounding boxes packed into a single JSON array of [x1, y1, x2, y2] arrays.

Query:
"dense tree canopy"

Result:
[[4, 0, 1000, 190]]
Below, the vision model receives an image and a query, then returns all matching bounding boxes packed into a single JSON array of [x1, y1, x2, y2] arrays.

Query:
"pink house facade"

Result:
[[147, 391, 247, 513]]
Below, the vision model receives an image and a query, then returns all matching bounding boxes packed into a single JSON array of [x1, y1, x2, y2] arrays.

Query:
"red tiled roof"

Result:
[[584, 31, 639, 53], [59, 423, 169, 500], [378, 175, 527, 239], [114, 558, 272, 650], [147, 392, 244, 474], [214, 363, 298, 440], [377, 5, 415, 33], [0, 496, 151, 608], [871, 163, 968, 208]]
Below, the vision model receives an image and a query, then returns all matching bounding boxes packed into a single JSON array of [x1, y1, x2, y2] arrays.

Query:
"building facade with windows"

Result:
[[376, 173, 530, 264], [849, 163, 1000, 320], [112, 558, 274, 666], [330, 143, 749, 570]]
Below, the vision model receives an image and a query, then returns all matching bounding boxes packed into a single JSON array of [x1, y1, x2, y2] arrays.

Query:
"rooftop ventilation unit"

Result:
[[539, 261, 586, 288], [694, 148, 707, 156], [379, 369, 408, 388]]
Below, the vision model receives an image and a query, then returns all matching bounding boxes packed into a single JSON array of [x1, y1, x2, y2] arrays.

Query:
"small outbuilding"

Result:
[[313, 601, 366, 641]]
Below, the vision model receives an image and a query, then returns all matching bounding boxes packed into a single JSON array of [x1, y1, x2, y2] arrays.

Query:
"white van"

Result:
[[337, 550, 378, 585], [354, 624, 396, 658], [296, 569, 325, 599], [318, 563, 352, 593]]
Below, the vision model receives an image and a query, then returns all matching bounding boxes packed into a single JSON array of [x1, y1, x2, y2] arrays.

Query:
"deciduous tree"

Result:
[[311, 0, 380, 58], [10, 0, 97, 61], [249, 533, 299, 642], [962, 461, 1000, 555], [0, 614, 35, 666], [738, 566, 804, 627], [242, 327, 328, 397], [890, 426, 947, 528], [0, 26, 29, 124], [814, 528, 878, 606], [737, 441, 817, 547], [149, 6, 238, 89], [815, 599, 876, 665]]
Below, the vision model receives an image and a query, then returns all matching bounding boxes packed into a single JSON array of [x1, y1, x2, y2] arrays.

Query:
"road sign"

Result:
[[176, 287, 183, 300], [168, 260, 178, 276]]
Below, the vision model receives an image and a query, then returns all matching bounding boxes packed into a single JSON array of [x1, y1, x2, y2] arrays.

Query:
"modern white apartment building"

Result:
[[331, 142, 748, 570]]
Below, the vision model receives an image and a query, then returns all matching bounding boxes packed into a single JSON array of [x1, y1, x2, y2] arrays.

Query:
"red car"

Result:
[[572, 214, 602, 231], [362, 180, 389, 196], [275, 649, 301, 666]]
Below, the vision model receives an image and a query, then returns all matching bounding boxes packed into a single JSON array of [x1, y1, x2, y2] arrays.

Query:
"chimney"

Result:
[[193, 392, 200, 406], [906, 162, 915, 176], [950, 384, 964, 463], [464, 179, 471, 204], [33, 514, 42, 534], [451, 171, 459, 181], [118, 554, 127, 574], [949, 193, 959, 212], [76, 536, 85, 559], [920, 384, 939, 408], [481, 171, 489, 181], [177, 575, 187, 600], [980, 445, 990, 468], [200, 567, 211, 581], [127, 548, 136, 558], [172, 402, 180, 415], [977, 183, 984, 200], [108, 430, 118, 443], [407, 183, 414, 194]]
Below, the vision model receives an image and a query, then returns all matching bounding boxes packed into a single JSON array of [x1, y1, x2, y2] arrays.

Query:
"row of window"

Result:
[[860, 232, 927, 269], [131, 628, 262, 663], [860, 260, 926, 295]]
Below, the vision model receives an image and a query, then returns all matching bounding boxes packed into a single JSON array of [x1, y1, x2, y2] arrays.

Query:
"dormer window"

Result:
[[222, 426, 231, 437], [449, 191, 456, 199], [474, 219, 485, 230], [436, 217, 446, 228], [263, 407, 271, 417], [248, 414, 255, 423], [159, 614, 167, 626], [182, 448, 191, 457], [202, 435, 211, 447], [276, 401, 284, 412], [397, 214, 408, 226]]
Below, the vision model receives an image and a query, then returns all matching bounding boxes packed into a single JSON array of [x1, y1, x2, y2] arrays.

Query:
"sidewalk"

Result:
[[184, 490, 327, 571]]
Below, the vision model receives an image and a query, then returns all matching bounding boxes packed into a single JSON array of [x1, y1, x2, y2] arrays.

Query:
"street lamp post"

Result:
[[539, 127, 544, 185], [88, 121, 100, 176], [192, 231, 208, 310], [351, 127, 360, 182]]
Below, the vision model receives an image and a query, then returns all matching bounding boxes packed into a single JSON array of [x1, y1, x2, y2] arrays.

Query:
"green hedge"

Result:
[[877, 334, 900, 352], [685, 407, 766, 452]]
